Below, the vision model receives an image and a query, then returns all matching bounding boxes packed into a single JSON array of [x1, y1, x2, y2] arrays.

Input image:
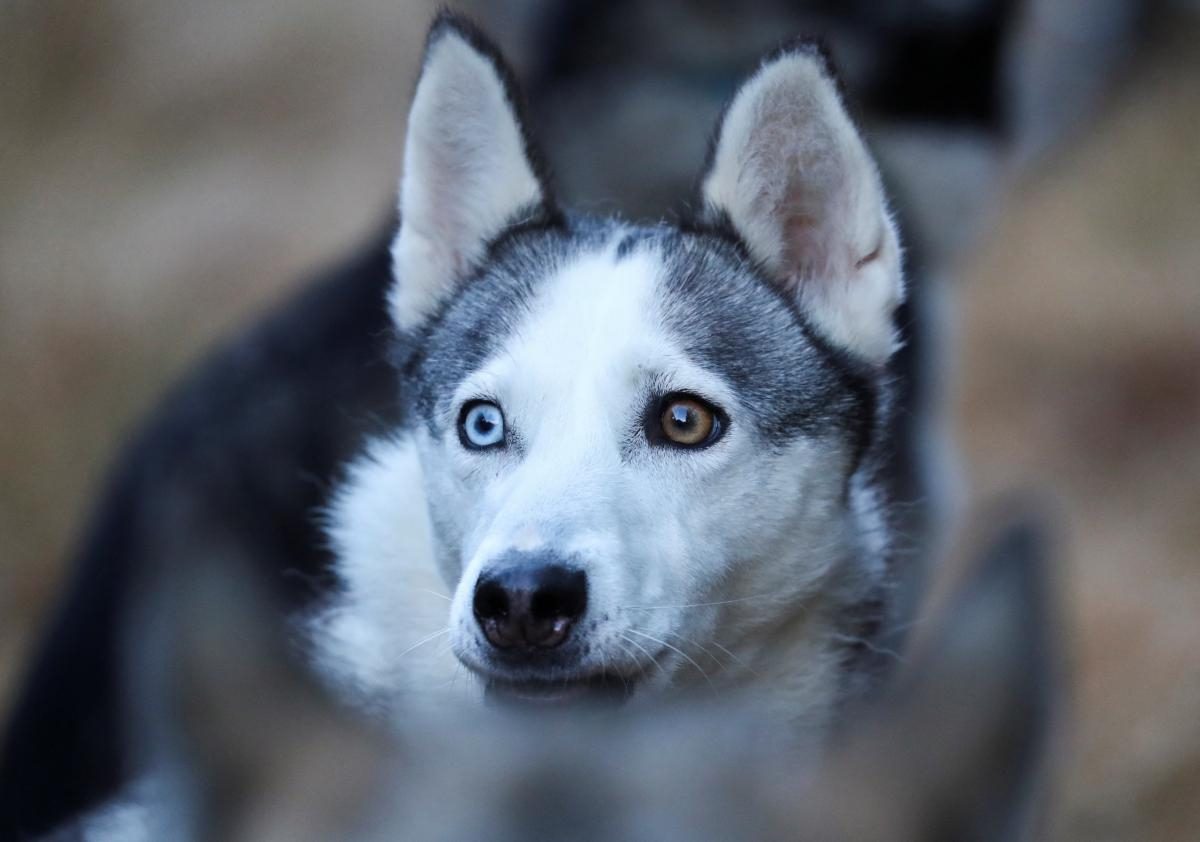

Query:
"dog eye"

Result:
[[654, 394, 723, 448], [459, 400, 506, 449]]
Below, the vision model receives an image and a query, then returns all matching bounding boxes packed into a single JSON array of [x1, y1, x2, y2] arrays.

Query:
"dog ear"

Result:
[[700, 43, 903, 364], [134, 540, 389, 841], [390, 13, 552, 330], [805, 513, 1060, 841]]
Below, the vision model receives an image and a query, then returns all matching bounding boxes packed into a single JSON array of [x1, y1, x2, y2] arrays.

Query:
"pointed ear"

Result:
[[894, 515, 1058, 831], [810, 514, 1059, 840], [700, 43, 903, 363], [139, 547, 388, 839], [390, 13, 552, 330]]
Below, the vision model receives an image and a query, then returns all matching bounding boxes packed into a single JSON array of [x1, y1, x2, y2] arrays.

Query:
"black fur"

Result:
[[0, 225, 399, 840]]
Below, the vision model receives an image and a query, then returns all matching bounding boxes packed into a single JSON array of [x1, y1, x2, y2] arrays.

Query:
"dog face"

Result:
[[407, 222, 876, 702], [371, 15, 902, 705]]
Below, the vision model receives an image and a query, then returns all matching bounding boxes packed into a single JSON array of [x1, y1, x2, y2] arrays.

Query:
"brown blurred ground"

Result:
[[1, 2, 1197, 840], [0, 0, 432, 702]]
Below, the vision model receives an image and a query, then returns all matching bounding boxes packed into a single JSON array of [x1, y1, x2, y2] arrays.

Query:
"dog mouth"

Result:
[[484, 671, 637, 708]]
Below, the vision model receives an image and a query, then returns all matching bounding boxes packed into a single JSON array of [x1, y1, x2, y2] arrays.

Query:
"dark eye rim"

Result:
[[645, 391, 728, 450], [457, 399, 507, 450]]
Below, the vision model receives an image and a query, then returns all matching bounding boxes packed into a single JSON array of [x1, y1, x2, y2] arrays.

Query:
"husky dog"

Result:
[[112, 513, 1058, 842], [8, 2, 1138, 836], [307, 12, 906, 734]]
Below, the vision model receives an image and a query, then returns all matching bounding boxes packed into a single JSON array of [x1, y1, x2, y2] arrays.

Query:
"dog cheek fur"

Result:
[[306, 436, 468, 714]]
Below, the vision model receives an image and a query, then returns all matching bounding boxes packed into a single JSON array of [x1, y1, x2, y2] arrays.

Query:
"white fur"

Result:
[[389, 29, 544, 330], [314, 233, 869, 738], [702, 50, 903, 363], [71, 801, 151, 842], [56, 780, 171, 842], [310, 437, 474, 715]]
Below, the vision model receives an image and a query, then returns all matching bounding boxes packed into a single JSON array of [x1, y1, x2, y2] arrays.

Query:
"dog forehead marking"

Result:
[[525, 235, 664, 362], [476, 234, 677, 418]]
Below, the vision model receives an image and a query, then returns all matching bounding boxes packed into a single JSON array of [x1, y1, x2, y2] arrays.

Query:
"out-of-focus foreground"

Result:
[[1, 1, 1197, 840]]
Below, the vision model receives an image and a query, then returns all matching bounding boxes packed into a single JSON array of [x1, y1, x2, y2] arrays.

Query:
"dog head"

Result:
[[382, 14, 903, 704]]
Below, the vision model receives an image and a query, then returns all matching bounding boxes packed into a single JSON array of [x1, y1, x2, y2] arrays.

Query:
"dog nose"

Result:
[[473, 560, 588, 650]]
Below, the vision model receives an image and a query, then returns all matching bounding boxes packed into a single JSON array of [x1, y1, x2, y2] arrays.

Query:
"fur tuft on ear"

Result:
[[701, 42, 903, 364], [389, 12, 552, 330]]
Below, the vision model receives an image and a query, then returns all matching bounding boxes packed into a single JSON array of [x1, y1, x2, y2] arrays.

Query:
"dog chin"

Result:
[[481, 670, 640, 709]]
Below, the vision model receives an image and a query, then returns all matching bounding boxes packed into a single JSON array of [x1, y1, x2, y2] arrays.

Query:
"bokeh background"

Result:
[[1, 1, 1197, 839]]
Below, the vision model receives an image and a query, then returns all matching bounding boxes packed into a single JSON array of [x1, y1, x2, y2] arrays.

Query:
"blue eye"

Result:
[[459, 401, 506, 449]]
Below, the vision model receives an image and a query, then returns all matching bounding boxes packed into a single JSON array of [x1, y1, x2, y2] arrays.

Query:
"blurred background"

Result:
[[1, 0, 1196, 839]]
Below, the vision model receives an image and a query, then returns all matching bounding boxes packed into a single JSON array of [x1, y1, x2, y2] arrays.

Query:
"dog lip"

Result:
[[484, 671, 635, 708]]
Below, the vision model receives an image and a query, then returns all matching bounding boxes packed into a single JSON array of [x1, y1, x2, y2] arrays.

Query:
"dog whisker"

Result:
[[663, 630, 729, 671], [708, 640, 761, 678], [828, 632, 906, 663], [608, 641, 636, 693], [394, 627, 451, 662], [413, 587, 453, 602], [599, 649, 631, 696], [626, 628, 714, 689], [618, 634, 670, 681]]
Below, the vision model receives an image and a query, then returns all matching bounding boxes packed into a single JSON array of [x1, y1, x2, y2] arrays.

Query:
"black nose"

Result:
[[473, 560, 588, 650]]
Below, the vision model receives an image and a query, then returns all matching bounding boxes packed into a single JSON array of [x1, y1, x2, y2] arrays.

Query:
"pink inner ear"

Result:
[[780, 211, 828, 286], [781, 209, 883, 281]]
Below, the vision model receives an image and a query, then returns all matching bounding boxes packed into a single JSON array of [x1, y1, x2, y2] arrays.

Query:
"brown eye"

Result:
[[658, 395, 721, 447]]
